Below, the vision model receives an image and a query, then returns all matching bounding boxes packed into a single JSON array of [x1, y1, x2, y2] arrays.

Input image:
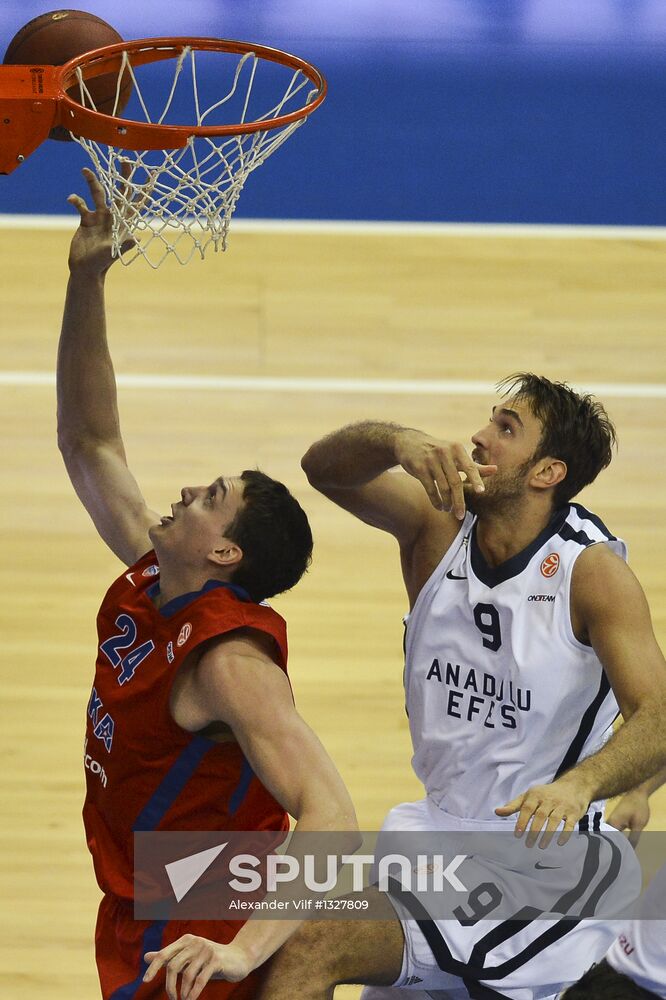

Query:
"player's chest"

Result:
[[92, 595, 200, 702], [436, 563, 561, 635]]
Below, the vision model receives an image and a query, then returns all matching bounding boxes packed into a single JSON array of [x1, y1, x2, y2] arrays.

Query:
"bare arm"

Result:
[[569, 546, 666, 791], [144, 634, 360, 997], [302, 420, 496, 544], [496, 545, 666, 846], [57, 169, 158, 565]]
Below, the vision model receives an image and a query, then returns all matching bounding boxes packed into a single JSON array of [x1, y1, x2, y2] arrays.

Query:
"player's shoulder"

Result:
[[560, 502, 621, 547], [530, 502, 626, 572], [205, 626, 282, 661], [560, 503, 628, 576], [193, 628, 289, 704]]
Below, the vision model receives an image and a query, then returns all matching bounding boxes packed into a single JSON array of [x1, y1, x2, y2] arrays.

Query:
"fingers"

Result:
[[496, 794, 544, 846], [415, 443, 492, 519], [144, 937, 224, 1000], [186, 959, 219, 1000], [166, 947, 195, 1000], [607, 810, 646, 848], [524, 807, 575, 849], [67, 192, 90, 218], [494, 795, 522, 818], [144, 939, 185, 983], [515, 800, 542, 844], [82, 166, 107, 211], [495, 795, 540, 842], [418, 469, 449, 512], [439, 451, 467, 520], [499, 794, 584, 849], [67, 169, 108, 223], [606, 792, 650, 850], [628, 827, 644, 849], [556, 814, 577, 847]]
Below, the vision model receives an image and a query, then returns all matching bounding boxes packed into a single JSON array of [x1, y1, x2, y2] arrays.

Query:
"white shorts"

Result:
[[365, 797, 640, 999]]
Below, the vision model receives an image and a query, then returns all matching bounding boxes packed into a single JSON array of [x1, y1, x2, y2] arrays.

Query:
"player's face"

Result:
[[151, 476, 245, 565], [466, 397, 544, 511]]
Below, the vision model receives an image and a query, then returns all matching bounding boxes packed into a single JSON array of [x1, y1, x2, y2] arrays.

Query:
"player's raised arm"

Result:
[[57, 169, 159, 565], [301, 420, 496, 542]]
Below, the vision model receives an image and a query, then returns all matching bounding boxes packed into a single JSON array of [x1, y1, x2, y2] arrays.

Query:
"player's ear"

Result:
[[530, 457, 567, 492], [208, 541, 243, 569]]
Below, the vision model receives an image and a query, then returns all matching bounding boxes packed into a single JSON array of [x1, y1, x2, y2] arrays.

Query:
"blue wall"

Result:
[[1, 1, 664, 224]]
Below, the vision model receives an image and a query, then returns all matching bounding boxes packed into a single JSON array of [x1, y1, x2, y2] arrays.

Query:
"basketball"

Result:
[[3, 9, 132, 140]]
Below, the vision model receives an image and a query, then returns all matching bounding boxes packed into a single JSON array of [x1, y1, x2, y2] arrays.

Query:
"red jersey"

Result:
[[83, 550, 290, 901]]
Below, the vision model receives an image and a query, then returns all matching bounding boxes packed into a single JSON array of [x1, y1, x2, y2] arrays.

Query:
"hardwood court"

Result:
[[0, 225, 665, 999]]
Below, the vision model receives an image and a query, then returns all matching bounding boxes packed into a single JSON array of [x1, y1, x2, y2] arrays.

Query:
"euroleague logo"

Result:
[[540, 553, 560, 578], [177, 622, 192, 647]]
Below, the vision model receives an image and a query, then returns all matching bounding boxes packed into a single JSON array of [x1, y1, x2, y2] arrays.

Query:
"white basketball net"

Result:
[[69, 46, 318, 267]]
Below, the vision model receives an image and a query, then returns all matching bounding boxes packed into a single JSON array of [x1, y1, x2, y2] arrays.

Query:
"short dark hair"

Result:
[[225, 469, 313, 603], [497, 372, 617, 508], [562, 959, 660, 999]]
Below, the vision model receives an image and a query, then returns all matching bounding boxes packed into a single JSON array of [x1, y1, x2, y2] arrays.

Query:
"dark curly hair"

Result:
[[562, 959, 660, 999], [225, 469, 313, 603], [497, 373, 617, 508]]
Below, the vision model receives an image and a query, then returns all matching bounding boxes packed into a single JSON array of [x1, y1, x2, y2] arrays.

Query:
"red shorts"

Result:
[[95, 894, 264, 999]]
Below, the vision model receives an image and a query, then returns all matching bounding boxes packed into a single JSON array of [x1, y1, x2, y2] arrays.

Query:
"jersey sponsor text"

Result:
[[425, 657, 531, 729]]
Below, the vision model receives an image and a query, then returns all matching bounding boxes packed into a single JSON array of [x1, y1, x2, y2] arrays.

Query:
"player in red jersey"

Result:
[[59, 169, 359, 1000]]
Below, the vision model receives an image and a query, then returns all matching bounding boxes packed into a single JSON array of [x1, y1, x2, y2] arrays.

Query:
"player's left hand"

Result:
[[495, 776, 593, 849], [143, 934, 252, 1000], [607, 787, 651, 847], [67, 165, 140, 275]]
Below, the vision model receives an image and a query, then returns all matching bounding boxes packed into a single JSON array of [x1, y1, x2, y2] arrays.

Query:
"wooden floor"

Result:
[[1, 224, 665, 998]]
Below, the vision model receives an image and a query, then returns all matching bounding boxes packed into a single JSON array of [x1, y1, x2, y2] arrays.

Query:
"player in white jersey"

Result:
[[258, 374, 666, 999], [404, 501, 627, 823]]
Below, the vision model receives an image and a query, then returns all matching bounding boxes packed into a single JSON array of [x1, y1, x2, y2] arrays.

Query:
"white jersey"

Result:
[[606, 863, 666, 997], [404, 502, 626, 821]]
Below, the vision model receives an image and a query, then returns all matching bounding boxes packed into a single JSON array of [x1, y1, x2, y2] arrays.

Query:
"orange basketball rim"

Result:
[[0, 36, 327, 174]]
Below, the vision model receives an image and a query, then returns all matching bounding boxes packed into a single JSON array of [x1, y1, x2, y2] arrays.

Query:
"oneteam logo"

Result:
[[528, 594, 555, 602]]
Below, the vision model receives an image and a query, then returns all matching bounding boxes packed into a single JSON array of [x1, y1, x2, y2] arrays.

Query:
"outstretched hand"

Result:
[[67, 166, 135, 275], [495, 775, 594, 849], [143, 935, 252, 1000], [394, 429, 496, 520]]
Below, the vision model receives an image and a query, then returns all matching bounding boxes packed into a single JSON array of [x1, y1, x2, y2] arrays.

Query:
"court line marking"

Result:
[[1, 215, 666, 240], [1, 371, 664, 398]]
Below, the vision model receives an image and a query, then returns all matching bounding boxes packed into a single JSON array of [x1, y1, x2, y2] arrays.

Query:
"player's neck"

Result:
[[475, 502, 556, 567], [151, 560, 228, 607]]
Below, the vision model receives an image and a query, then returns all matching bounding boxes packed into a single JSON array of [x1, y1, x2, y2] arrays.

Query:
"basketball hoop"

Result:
[[1, 37, 327, 267]]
